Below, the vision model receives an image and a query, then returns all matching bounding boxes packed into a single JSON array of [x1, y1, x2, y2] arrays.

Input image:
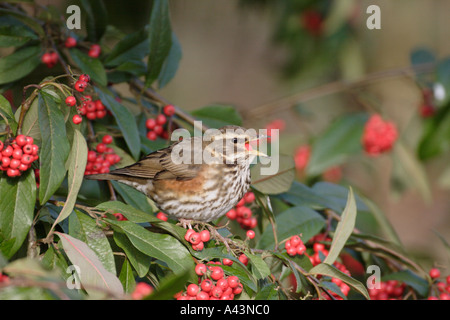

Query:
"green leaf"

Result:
[[0, 9, 45, 38], [158, 32, 182, 89], [111, 181, 154, 214], [309, 263, 370, 299], [145, 0, 172, 87], [307, 113, 368, 176], [0, 45, 41, 85], [107, 219, 195, 275], [69, 210, 116, 275], [69, 48, 107, 86], [191, 104, 243, 128], [95, 87, 141, 160], [257, 205, 326, 250], [80, 0, 107, 43], [15, 97, 39, 140], [324, 187, 356, 265], [118, 259, 135, 294], [56, 232, 124, 297], [254, 284, 279, 300], [52, 129, 87, 225], [0, 94, 17, 134], [410, 48, 435, 67], [104, 29, 149, 67], [0, 170, 36, 258], [246, 252, 271, 280], [251, 154, 295, 194], [0, 25, 37, 47], [382, 270, 429, 297], [113, 231, 151, 278], [38, 91, 71, 204]]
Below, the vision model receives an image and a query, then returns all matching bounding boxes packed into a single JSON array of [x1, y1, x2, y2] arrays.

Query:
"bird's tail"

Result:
[[84, 173, 121, 181]]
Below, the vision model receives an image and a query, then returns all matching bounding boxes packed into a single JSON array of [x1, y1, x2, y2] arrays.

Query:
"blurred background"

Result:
[[23, 0, 450, 265]]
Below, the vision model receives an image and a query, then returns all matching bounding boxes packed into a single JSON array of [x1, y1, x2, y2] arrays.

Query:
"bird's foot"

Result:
[[177, 218, 193, 229]]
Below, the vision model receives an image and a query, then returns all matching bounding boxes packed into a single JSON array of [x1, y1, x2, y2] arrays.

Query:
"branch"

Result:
[[243, 63, 436, 120]]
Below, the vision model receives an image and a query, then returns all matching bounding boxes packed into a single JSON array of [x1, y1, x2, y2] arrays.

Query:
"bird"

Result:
[[85, 125, 268, 227]]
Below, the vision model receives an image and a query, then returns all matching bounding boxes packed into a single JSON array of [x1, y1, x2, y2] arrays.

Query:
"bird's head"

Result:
[[203, 125, 268, 166]]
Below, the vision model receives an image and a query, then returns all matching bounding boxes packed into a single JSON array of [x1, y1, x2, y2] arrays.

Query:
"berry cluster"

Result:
[[41, 51, 58, 68], [368, 280, 406, 300], [225, 191, 257, 230], [175, 262, 243, 300], [428, 268, 450, 300], [0, 135, 39, 177], [362, 114, 398, 156], [145, 105, 175, 141], [78, 97, 107, 122], [131, 282, 153, 300], [184, 229, 210, 251], [284, 235, 306, 256], [84, 136, 121, 175]]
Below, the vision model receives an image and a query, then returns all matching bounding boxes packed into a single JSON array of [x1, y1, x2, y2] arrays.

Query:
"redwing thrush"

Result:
[[86, 126, 267, 224]]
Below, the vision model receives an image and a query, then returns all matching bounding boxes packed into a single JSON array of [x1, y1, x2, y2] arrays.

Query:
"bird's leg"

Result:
[[177, 218, 193, 229]]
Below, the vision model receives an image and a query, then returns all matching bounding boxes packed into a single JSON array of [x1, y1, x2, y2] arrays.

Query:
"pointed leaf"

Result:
[[38, 91, 70, 204], [53, 129, 87, 225], [56, 232, 124, 297], [69, 48, 107, 86], [0, 170, 36, 258], [0, 45, 40, 85], [324, 187, 357, 265], [309, 262, 369, 299], [145, 0, 172, 87], [95, 87, 141, 159], [251, 154, 295, 194]]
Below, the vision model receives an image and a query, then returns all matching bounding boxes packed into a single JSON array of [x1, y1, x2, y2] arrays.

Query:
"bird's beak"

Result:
[[246, 135, 269, 158]]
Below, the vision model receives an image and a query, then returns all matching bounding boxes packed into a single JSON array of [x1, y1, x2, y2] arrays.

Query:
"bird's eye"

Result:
[[232, 138, 238, 143]]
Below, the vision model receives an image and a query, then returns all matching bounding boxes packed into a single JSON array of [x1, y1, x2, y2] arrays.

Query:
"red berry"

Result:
[[195, 263, 207, 276], [65, 37, 77, 48], [199, 230, 210, 242], [156, 114, 167, 125], [1, 157, 11, 167], [12, 149, 23, 160], [0, 140, 3, 151], [88, 44, 101, 58], [313, 242, 325, 253], [156, 211, 168, 221], [65, 96, 76, 107], [211, 286, 223, 298], [192, 241, 204, 251], [2, 145, 13, 157], [233, 283, 243, 295], [222, 258, 233, 266], [146, 131, 157, 141], [294, 145, 311, 171], [244, 192, 255, 203], [227, 276, 240, 289], [362, 114, 398, 156], [210, 266, 224, 280], [96, 143, 107, 154], [186, 283, 199, 297], [226, 209, 237, 220], [196, 291, 210, 300], [246, 230, 255, 239], [102, 135, 113, 145], [145, 118, 156, 130], [296, 243, 306, 255], [239, 254, 249, 266], [74, 80, 87, 92], [201, 279, 213, 292], [72, 114, 82, 125], [7, 168, 20, 177], [21, 154, 33, 165], [153, 125, 163, 135], [9, 159, 21, 169], [188, 232, 201, 245], [429, 268, 441, 279], [79, 74, 90, 83], [163, 104, 175, 117], [15, 135, 27, 147]]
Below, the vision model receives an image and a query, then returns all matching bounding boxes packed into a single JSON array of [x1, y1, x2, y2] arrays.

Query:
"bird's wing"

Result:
[[109, 139, 202, 181]]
